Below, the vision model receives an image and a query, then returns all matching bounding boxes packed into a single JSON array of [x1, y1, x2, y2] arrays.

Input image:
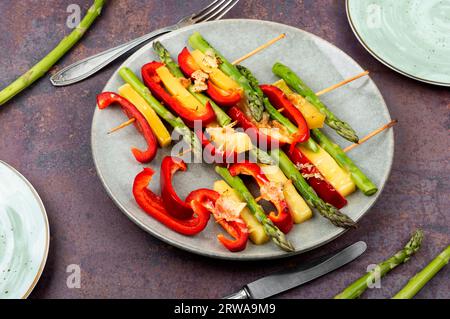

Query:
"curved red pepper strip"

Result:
[[178, 47, 199, 77], [228, 106, 285, 150], [133, 168, 210, 236], [260, 84, 310, 154], [206, 81, 242, 108], [97, 92, 157, 163], [287, 146, 347, 209], [185, 189, 249, 252], [195, 129, 240, 164], [229, 162, 294, 234], [141, 61, 216, 127], [160, 156, 194, 219]]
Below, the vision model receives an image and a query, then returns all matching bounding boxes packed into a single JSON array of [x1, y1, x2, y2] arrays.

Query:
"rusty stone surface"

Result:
[[0, 0, 448, 299]]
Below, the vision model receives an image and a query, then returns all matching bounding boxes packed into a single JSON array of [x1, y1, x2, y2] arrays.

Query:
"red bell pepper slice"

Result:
[[178, 47, 199, 77], [206, 81, 242, 108], [229, 162, 294, 234], [185, 189, 248, 252], [195, 129, 240, 164], [287, 146, 347, 209], [260, 84, 310, 154], [133, 168, 210, 236], [228, 106, 286, 150], [160, 156, 195, 220], [97, 92, 157, 163], [141, 61, 215, 127]]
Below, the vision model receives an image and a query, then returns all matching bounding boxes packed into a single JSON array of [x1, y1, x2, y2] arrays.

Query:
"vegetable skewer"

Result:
[[153, 41, 232, 127], [236, 64, 319, 153], [118, 67, 202, 160], [189, 32, 265, 121], [392, 245, 450, 299], [272, 149, 356, 228], [0, 0, 106, 106], [273, 62, 359, 143], [334, 229, 424, 299], [311, 129, 378, 196], [215, 166, 294, 252]]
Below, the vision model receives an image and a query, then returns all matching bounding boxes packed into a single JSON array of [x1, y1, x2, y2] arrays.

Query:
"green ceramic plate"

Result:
[[0, 161, 49, 299], [346, 0, 450, 86]]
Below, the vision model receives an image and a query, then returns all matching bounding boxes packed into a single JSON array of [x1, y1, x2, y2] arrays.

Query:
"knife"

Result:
[[224, 241, 367, 299]]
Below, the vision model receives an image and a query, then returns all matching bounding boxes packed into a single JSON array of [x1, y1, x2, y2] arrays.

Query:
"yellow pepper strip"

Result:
[[190, 50, 241, 92], [273, 79, 325, 129], [155, 66, 205, 111], [118, 84, 171, 147], [299, 144, 355, 197]]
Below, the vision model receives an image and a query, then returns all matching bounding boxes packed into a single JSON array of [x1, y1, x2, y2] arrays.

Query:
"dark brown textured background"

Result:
[[0, 0, 448, 299]]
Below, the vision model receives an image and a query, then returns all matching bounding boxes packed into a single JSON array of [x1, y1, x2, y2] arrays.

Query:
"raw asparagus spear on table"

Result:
[[392, 244, 450, 299], [215, 166, 294, 252], [334, 229, 424, 299], [118, 67, 202, 160], [188, 32, 265, 121], [311, 129, 378, 196], [272, 62, 359, 143], [272, 149, 356, 228], [0, 0, 106, 105]]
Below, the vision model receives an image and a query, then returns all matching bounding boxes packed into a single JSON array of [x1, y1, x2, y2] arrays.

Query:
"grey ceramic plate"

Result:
[[91, 19, 394, 260], [0, 161, 49, 298], [346, 0, 450, 86]]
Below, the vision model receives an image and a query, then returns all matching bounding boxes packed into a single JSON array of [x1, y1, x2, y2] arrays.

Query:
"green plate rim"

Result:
[[345, 0, 450, 87], [0, 161, 50, 299]]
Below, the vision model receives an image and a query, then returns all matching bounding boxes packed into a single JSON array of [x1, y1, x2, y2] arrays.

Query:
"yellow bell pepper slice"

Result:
[[259, 164, 312, 224], [118, 84, 171, 147], [190, 50, 240, 92], [273, 79, 325, 129], [155, 66, 205, 111], [299, 145, 356, 197]]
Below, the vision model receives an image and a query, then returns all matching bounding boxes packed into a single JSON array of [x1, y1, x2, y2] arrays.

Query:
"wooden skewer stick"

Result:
[[232, 33, 286, 65], [343, 119, 398, 152], [315, 70, 369, 96], [107, 118, 135, 134], [177, 148, 192, 157]]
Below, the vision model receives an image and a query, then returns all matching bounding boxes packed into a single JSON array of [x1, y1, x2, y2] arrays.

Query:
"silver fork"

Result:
[[50, 0, 239, 87]]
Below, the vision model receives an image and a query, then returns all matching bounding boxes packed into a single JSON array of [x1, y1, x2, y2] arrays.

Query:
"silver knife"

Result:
[[50, 0, 240, 86], [224, 241, 367, 299]]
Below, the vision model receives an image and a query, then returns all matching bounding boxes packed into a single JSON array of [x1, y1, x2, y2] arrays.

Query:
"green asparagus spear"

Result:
[[272, 149, 356, 228], [215, 166, 294, 252], [119, 67, 202, 160], [0, 0, 105, 105], [188, 32, 264, 121], [272, 62, 359, 143], [236, 64, 319, 153], [153, 41, 185, 78], [153, 41, 232, 127], [392, 245, 450, 299], [334, 229, 424, 299], [311, 129, 377, 196]]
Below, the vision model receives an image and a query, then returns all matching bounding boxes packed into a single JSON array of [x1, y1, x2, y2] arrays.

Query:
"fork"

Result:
[[50, 0, 239, 86]]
